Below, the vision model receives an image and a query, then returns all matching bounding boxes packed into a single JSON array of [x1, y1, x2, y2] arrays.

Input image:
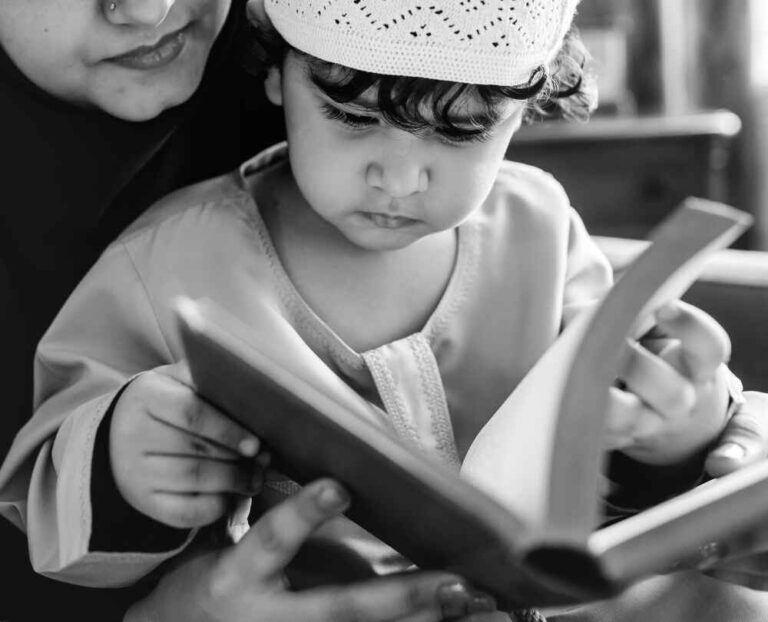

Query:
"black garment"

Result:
[[0, 2, 284, 619]]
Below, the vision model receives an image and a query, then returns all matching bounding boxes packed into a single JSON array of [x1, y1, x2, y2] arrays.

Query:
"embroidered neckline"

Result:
[[234, 144, 481, 374]]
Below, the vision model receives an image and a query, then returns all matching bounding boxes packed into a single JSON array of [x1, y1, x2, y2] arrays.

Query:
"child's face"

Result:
[[267, 53, 524, 252], [0, 0, 229, 121]]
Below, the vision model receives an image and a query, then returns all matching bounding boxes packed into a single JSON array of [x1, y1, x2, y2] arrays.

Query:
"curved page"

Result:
[[462, 198, 752, 545]]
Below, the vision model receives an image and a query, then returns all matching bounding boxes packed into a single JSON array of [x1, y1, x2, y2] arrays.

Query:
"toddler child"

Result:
[[0, 0, 750, 611]]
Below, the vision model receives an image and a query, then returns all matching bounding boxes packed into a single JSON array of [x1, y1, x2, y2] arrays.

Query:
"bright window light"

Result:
[[751, 0, 768, 86]]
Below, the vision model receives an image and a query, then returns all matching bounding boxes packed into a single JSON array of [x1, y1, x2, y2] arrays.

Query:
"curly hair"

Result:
[[240, 18, 596, 129]]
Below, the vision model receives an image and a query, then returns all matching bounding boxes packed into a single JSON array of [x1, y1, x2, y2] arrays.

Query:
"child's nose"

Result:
[[105, 0, 176, 28], [366, 156, 429, 199]]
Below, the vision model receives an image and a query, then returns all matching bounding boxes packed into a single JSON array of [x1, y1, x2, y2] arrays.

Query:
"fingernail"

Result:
[[467, 594, 497, 614], [714, 442, 747, 462], [239, 437, 259, 457], [316, 482, 350, 512], [436, 581, 472, 618]]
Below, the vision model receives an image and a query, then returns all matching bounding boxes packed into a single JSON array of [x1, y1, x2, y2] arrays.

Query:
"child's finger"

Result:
[[119, 371, 261, 458], [605, 386, 645, 444], [605, 386, 663, 449], [150, 377, 260, 457], [146, 455, 260, 495], [618, 339, 696, 419], [138, 416, 242, 461], [149, 491, 229, 528], [653, 300, 731, 382]]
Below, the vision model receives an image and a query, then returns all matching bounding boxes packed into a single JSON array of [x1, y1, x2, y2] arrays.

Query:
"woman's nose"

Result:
[[105, 0, 176, 28], [366, 152, 429, 199]]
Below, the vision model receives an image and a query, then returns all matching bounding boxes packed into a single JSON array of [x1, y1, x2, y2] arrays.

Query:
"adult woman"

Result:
[[1, 0, 766, 620], [0, 1, 486, 620], [0, 0, 276, 616]]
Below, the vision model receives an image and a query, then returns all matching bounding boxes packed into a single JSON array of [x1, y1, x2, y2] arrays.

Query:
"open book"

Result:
[[175, 198, 768, 609]]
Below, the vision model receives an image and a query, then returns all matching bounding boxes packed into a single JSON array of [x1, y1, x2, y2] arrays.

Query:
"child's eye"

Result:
[[321, 104, 378, 129], [437, 128, 493, 147]]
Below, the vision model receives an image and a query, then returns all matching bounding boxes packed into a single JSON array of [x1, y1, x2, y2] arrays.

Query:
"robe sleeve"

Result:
[[0, 241, 195, 587], [561, 207, 613, 327]]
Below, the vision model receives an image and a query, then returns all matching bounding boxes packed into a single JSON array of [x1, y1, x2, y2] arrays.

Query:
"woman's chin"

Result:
[[95, 82, 198, 121]]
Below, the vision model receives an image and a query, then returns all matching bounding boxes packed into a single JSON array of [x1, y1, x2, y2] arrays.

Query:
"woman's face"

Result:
[[0, 0, 230, 121]]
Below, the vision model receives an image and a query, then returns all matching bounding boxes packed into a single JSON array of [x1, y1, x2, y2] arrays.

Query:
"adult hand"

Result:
[[110, 366, 264, 528], [706, 391, 768, 477], [124, 479, 496, 622], [544, 569, 768, 622]]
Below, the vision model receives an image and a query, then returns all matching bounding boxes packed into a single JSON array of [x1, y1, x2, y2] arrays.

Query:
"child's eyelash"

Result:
[[438, 130, 492, 146], [321, 104, 378, 128], [320, 102, 492, 145]]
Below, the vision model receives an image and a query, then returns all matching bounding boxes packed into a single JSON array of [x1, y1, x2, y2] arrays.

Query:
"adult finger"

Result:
[[288, 574, 496, 622], [652, 301, 731, 382], [221, 483, 495, 620], [618, 339, 696, 419], [144, 372, 260, 457], [223, 479, 352, 587], [706, 391, 768, 477]]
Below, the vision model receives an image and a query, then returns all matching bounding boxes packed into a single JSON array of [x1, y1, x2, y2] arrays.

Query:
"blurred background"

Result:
[[508, 0, 768, 250]]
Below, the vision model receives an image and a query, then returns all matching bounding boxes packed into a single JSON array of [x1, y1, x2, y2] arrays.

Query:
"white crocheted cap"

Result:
[[263, 0, 581, 86]]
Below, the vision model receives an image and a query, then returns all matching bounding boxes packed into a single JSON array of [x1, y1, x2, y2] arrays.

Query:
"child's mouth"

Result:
[[366, 213, 418, 229]]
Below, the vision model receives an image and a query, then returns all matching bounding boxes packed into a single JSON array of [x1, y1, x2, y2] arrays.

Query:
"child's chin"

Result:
[[345, 230, 424, 252]]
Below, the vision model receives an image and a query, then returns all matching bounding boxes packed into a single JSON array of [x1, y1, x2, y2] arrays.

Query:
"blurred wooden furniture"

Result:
[[508, 110, 742, 240]]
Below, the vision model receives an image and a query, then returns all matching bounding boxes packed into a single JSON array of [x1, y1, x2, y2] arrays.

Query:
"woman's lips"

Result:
[[108, 26, 189, 70]]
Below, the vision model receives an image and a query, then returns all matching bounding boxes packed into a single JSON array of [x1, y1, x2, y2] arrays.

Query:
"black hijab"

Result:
[[0, 0, 284, 455]]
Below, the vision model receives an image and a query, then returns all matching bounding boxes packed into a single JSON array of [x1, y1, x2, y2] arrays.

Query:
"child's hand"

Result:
[[605, 300, 732, 465], [109, 367, 264, 528]]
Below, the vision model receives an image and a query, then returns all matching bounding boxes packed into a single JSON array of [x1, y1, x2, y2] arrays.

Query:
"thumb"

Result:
[[217, 479, 351, 590], [705, 391, 768, 477]]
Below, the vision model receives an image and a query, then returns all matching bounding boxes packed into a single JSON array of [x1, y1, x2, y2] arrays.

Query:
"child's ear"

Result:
[[264, 66, 283, 106]]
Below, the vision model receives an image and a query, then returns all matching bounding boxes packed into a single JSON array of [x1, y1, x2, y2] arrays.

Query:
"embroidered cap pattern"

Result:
[[263, 0, 581, 86]]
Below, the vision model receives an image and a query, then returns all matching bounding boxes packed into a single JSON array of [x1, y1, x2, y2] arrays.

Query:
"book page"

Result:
[[461, 199, 752, 542], [460, 309, 593, 527], [176, 297, 389, 432]]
